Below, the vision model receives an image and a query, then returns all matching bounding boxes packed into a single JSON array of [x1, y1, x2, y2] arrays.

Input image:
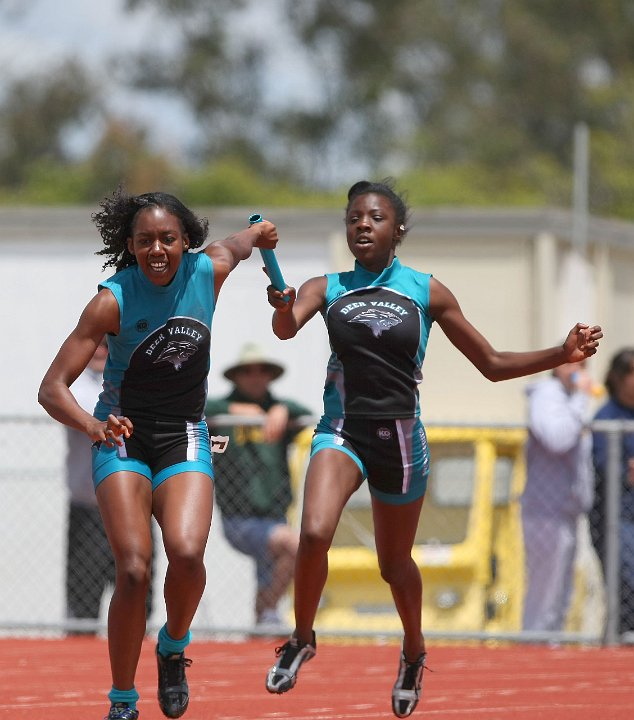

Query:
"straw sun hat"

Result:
[[223, 343, 285, 382]]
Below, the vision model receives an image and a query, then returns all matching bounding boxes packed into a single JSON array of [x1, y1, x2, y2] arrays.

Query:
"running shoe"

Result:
[[391, 651, 426, 718], [104, 703, 139, 720], [156, 644, 193, 718], [265, 631, 316, 693]]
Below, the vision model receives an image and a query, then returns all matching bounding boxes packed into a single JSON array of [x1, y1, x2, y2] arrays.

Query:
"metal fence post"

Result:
[[603, 424, 623, 646]]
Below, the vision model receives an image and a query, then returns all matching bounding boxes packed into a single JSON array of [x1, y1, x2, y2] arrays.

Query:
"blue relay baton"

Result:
[[249, 213, 290, 302]]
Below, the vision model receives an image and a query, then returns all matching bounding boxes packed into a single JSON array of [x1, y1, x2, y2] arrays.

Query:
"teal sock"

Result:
[[157, 624, 192, 657], [108, 686, 139, 710]]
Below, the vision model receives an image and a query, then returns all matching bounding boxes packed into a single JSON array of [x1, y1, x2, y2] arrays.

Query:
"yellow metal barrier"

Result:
[[289, 425, 527, 634]]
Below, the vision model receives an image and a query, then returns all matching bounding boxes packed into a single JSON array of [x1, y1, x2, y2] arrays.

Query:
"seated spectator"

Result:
[[206, 344, 312, 627]]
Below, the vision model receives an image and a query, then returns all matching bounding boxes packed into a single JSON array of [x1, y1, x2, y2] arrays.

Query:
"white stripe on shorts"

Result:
[[396, 419, 411, 494], [333, 417, 345, 445], [186, 421, 197, 461]]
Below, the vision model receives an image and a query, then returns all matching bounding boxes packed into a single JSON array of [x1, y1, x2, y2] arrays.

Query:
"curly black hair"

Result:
[[93, 187, 210, 271], [345, 178, 411, 244]]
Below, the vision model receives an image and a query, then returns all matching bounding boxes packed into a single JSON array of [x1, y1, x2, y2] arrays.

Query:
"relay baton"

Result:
[[248, 213, 290, 302]]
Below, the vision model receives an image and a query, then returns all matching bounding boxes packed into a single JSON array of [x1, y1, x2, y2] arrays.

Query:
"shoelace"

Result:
[[401, 655, 432, 689], [401, 661, 422, 689], [274, 641, 289, 656], [273, 633, 316, 665], [160, 654, 193, 685], [274, 638, 309, 670]]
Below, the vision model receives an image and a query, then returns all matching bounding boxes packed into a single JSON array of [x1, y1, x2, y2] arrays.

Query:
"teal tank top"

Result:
[[321, 257, 433, 418], [94, 252, 215, 423]]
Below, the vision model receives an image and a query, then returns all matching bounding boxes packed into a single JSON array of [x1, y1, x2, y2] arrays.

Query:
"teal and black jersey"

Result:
[[321, 257, 433, 419], [94, 252, 215, 423]]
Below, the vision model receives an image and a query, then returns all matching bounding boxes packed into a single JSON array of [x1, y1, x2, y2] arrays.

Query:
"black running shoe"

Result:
[[392, 651, 426, 718], [265, 631, 316, 693], [156, 644, 193, 718], [104, 703, 139, 720]]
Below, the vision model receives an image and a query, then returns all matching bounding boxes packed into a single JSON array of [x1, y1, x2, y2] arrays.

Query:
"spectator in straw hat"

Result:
[[205, 343, 312, 628]]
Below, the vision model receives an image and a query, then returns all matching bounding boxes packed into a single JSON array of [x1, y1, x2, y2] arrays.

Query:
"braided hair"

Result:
[[93, 187, 209, 271], [345, 178, 411, 244]]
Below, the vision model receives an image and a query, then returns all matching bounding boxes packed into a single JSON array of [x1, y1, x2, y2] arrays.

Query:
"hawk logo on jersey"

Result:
[[349, 308, 402, 338], [154, 340, 198, 371]]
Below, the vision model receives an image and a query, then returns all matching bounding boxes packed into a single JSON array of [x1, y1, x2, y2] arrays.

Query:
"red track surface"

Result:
[[0, 637, 632, 719]]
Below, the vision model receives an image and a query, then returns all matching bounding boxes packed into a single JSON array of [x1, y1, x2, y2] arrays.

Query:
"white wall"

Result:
[[2, 241, 108, 416]]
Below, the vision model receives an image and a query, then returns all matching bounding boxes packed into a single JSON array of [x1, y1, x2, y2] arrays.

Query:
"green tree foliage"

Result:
[[5, 1, 634, 215], [0, 65, 178, 204], [113, 0, 634, 216], [123, 0, 267, 163], [83, 119, 177, 200], [13, 119, 179, 204], [280, 0, 634, 214], [0, 60, 98, 187], [175, 156, 341, 207]]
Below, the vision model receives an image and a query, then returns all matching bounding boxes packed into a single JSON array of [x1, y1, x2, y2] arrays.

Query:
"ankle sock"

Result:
[[108, 685, 139, 710], [157, 624, 192, 657]]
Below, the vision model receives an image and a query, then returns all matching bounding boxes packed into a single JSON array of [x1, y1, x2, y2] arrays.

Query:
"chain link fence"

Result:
[[0, 416, 289, 637], [1, 415, 632, 644]]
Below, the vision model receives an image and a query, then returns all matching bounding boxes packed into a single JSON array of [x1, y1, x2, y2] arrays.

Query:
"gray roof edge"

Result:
[[1, 205, 633, 247]]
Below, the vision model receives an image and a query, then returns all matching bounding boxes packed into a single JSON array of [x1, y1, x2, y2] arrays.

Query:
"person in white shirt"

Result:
[[521, 361, 595, 631]]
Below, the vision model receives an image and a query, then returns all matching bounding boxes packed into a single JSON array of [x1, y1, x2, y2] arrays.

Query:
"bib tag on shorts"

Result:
[[210, 435, 230, 453]]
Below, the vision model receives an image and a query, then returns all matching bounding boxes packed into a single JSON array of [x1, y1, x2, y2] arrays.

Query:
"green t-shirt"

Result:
[[205, 389, 312, 518]]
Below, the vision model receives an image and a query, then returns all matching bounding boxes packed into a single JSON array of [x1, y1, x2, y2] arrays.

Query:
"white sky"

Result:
[[0, 0, 165, 69]]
